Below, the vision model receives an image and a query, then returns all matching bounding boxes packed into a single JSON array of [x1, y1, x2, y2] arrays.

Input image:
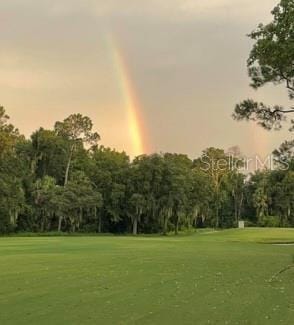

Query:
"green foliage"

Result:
[[54, 113, 100, 145], [260, 215, 281, 227], [233, 0, 294, 130], [0, 107, 293, 234], [0, 106, 22, 156], [248, 0, 294, 94], [54, 113, 101, 185]]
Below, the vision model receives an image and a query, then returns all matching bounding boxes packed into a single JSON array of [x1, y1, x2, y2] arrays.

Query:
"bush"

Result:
[[259, 216, 280, 228]]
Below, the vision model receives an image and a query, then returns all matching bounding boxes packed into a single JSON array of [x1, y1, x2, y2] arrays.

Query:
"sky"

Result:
[[0, 0, 291, 159]]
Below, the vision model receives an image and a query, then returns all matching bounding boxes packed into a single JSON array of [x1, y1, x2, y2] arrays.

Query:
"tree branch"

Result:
[[272, 108, 294, 114]]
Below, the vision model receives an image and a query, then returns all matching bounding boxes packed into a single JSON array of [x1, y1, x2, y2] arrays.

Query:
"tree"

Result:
[[188, 170, 213, 228], [33, 176, 57, 231], [0, 171, 25, 230], [89, 146, 129, 232], [30, 128, 68, 183], [233, 0, 294, 131], [194, 148, 233, 228], [163, 154, 192, 235], [273, 139, 294, 167], [60, 171, 103, 232], [0, 108, 26, 232], [129, 194, 146, 235], [0, 106, 22, 156], [55, 114, 100, 185], [251, 172, 271, 225], [280, 171, 294, 224], [128, 154, 165, 233], [227, 172, 245, 225]]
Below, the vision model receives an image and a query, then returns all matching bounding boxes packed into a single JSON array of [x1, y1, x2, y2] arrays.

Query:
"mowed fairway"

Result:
[[0, 229, 294, 325]]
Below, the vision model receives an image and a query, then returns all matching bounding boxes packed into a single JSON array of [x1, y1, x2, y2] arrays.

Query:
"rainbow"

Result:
[[107, 34, 149, 157]]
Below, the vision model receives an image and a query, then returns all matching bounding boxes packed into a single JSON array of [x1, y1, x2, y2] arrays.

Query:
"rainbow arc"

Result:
[[107, 34, 149, 157]]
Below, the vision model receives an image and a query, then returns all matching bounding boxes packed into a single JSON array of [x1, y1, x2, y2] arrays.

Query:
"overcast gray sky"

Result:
[[0, 0, 291, 158]]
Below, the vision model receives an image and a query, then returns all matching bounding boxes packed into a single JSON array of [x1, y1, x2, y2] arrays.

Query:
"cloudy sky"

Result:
[[0, 0, 291, 158]]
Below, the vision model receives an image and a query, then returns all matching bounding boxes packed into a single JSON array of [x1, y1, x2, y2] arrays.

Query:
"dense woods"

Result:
[[0, 107, 293, 234]]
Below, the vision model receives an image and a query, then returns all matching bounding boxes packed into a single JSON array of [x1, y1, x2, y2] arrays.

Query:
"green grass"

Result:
[[0, 228, 293, 324]]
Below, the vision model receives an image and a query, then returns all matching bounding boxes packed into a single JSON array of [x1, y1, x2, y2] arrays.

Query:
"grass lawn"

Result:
[[0, 228, 293, 324]]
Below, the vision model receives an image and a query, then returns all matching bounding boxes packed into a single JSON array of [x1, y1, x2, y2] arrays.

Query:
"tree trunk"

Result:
[[133, 217, 138, 235], [95, 207, 102, 233], [64, 144, 74, 186], [163, 215, 168, 235], [163, 207, 172, 235], [234, 198, 238, 225], [175, 215, 179, 235], [9, 209, 18, 226], [215, 186, 220, 229], [9, 210, 14, 225], [58, 216, 63, 232], [41, 217, 45, 232], [48, 218, 52, 232], [215, 205, 219, 229], [98, 213, 102, 234], [238, 194, 243, 224], [77, 208, 82, 231]]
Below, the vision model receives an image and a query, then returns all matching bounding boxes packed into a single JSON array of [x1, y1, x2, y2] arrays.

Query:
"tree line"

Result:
[[0, 107, 293, 235]]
